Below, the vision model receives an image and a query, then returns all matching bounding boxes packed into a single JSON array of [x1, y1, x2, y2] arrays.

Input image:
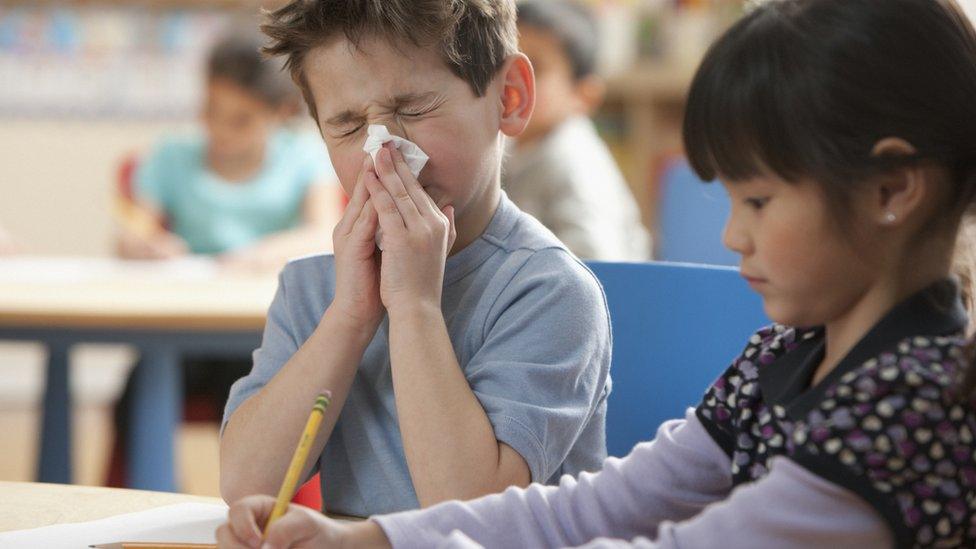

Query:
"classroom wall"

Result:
[[0, 120, 191, 256]]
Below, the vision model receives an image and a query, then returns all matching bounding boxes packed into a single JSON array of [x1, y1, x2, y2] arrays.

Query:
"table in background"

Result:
[[0, 257, 277, 491]]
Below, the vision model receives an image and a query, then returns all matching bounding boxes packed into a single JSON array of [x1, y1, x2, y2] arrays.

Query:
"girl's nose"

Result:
[[722, 212, 751, 257]]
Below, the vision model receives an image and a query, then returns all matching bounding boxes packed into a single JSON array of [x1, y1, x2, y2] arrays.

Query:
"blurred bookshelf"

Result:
[[0, 1, 274, 120], [591, 0, 742, 240]]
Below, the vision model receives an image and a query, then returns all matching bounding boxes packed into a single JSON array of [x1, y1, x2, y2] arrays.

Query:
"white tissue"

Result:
[[362, 124, 429, 177], [362, 125, 431, 250]]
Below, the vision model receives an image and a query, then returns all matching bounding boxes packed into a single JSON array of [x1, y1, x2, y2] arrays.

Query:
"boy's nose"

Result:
[[389, 118, 410, 141]]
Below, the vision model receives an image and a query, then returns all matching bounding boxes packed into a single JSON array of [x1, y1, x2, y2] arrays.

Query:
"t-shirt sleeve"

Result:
[[221, 269, 302, 432], [133, 138, 180, 211], [461, 249, 612, 483]]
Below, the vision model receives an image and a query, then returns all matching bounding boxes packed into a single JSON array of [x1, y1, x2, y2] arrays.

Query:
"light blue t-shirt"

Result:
[[223, 194, 612, 516], [135, 129, 337, 255]]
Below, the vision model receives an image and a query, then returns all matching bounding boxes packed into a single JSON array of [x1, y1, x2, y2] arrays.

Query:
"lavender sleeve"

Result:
[[373, 408, 733, 548], [388, 455, 892, 549]]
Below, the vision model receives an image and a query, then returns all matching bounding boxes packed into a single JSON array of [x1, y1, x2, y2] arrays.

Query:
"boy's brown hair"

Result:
[[261, 0, 519, 122]]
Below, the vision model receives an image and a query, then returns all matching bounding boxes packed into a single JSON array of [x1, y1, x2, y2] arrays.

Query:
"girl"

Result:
[[116, 30, 342, 270], [216, 0, 976, 547], [110, 29, 342, 487]]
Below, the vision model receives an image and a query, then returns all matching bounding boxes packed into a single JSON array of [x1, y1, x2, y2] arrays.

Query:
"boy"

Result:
[[219, 0, 612, 518], [505, 0, 651, 261]]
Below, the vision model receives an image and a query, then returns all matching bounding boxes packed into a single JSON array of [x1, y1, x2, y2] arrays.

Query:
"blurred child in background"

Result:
[[109, 29, 342, 486], [116, 31, 342, 271], [504, 0, 650, 261]]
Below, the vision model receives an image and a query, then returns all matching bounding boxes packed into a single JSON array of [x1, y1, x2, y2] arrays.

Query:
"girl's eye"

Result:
[[745, 197, 770, 210]]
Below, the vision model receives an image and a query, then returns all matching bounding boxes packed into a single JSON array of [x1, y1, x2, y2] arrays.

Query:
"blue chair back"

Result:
[[656, 160, 738, 266], [586, 261, 768, 457]]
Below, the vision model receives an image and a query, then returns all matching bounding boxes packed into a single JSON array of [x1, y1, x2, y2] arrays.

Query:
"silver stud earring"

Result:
[[885, 212, 897, 224]]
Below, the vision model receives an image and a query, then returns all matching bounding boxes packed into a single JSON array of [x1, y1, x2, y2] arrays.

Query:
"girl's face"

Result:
[[722, 176, 878, 328], [202, 77, 283, 164]]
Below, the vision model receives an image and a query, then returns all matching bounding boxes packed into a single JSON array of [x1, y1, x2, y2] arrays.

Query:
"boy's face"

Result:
[[304, 36, 505, 223], [517, 24, 582, 144]]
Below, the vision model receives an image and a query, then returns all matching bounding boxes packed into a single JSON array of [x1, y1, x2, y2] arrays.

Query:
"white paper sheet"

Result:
[[0, 502, 227, 549]]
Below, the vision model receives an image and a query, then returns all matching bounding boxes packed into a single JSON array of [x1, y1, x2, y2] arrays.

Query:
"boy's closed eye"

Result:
[[326, 92, 446, 139], [337, 124, 364, 139]]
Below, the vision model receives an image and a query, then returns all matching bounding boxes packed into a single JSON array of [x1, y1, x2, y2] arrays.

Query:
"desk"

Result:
[[0, 257, 278, 491], [0, 481, 224, 533]]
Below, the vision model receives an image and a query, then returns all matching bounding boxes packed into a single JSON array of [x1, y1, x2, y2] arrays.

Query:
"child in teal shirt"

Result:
[[109, 30, 342, 486], [117, 31, 341, 270]]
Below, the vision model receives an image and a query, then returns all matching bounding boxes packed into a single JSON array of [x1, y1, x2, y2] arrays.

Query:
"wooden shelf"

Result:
[[600, 61, 696, 233]]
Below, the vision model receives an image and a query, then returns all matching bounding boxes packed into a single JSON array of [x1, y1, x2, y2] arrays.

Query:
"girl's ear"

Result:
[[497, 53, 536, 138], [870, 137, 926, 227]]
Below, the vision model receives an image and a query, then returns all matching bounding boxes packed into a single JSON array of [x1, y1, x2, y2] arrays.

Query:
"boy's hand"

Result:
[[330, 155, 384, 329], [365, 144, 457, 316], [216, 495, 391, 549]]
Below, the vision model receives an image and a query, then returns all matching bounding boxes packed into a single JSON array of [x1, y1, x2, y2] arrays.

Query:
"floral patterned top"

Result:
[[697, 279, 976, 548]]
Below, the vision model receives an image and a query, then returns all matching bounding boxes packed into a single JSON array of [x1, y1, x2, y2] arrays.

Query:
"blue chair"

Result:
[[656, 160, 739, 266], [586, 261, 768, 457]]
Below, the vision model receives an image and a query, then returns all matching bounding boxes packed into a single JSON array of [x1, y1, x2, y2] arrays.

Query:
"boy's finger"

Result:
[[364, 170, 407, 235], [374, 146, 423, 227], [390, 147, 439, 218], [350, 198, 379, 244], [443, 205, 458, 252], [335, 156, 373, 235]]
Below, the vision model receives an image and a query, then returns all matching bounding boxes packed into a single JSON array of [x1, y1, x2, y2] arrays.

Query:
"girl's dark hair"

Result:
[[683, 0, 976, 395], [208, 31, 300, 110]]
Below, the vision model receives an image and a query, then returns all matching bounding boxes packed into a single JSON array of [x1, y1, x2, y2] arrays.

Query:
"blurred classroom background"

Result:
[[3, 0, 974, 498]]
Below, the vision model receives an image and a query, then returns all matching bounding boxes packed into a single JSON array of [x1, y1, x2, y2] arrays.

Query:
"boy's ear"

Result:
[[497, 53, 535, 137], [869, 137, 927, 227]]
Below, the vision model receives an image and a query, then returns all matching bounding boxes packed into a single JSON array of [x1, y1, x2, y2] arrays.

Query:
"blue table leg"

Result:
[[37, 343, 72, 483], [127, 346, 181, 492]]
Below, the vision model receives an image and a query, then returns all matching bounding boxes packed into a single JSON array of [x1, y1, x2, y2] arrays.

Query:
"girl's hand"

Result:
[[329, 156, 384, 329], [0, 226, 22, 255], [216, 495, 391, 549], [364, 143, 457, 317]]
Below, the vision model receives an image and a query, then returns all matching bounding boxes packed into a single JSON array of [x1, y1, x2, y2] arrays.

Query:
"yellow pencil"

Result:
[[264, 391, 332, 535]]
